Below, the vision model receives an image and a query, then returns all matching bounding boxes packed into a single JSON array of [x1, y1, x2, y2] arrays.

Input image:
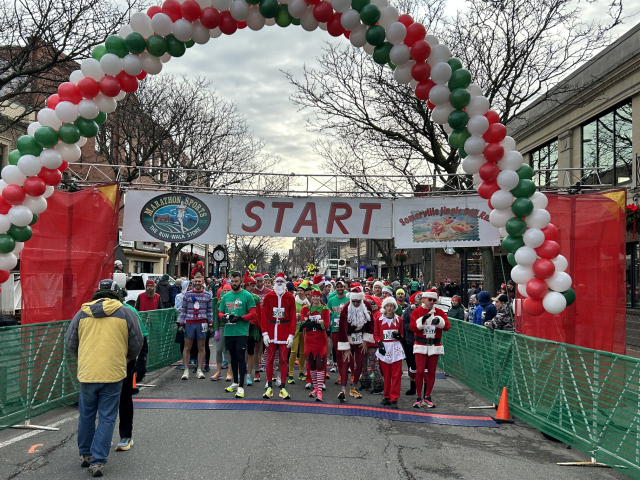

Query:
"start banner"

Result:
[[393, 196, 499, 248]]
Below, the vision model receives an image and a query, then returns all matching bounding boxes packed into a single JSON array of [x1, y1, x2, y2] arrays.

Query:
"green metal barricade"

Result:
[[138, 308, 181, 372]]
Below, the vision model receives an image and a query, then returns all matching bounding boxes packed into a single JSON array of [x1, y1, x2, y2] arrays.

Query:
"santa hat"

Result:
[[409, 292, 422, 305], [366, 294, 381, 309], [274, 272, 286, 283], [254, 272, 264, 280], [373, 280, 384, 290], [349, 285, 365, 301], [243, 270, 255, 286], [381, 296, 397, 310], [312, 274, 325, 287], [367, 277, 374, 282], [309, 286, 322, 297], [423, 288, 439, 300]]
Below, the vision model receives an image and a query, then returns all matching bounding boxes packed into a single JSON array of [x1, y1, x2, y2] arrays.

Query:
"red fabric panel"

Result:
[[20, 185, 120, 324], [515, 190, 626, 354]]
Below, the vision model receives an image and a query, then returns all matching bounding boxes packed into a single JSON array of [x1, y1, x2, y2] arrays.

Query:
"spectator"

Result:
[[190, 260, 205, 279], [135, 280, 165, 312], [505, 280, 516, 302], [437, 282, 446, 297], [468, 294, 478, 320], [169, 278, 183, 306], [447, 295, 466, 321], [468, 283, 479, 297], [155, 274, 172, 307], [408, 278, 419, 294], [473, 291, 496, 326], [485, 294, 513, 331]]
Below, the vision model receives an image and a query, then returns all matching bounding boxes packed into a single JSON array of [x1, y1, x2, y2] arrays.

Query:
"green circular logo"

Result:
[[140, 194, 211, 242]]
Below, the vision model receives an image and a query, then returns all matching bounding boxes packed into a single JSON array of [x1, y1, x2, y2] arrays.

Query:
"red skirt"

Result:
[[304, 330, 327, 358]]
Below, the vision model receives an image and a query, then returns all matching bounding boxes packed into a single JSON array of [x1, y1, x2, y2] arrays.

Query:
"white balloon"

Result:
[[517, 283, 529, 298], [212, 0, 232, 10], [393, 63, 413, 84], [464, 136, 486, 156], [514, 246, 537, 266], [300, 8, 319, 31], [526, 209, 551, 229], [247, 6, 266, 30], [289, 0, 308, 18], [0, 180, 5, 193], [192, 21, 211, 44], [389, 44, 410, 65], [472, 173, 481, 186], [8, 205, 33, 227], [151, 13, 173, 36], [551, 255, 568, 272], [350, 24, 368, 48], [542, 291, 567, 314], [501, 136, 516, 152], [431, 62, 452, 85], [431, 104, 454, 125], [491, 189, 514, 210], [77, 99, 99, 120], [130, 12, 154, 37], [81, 58, 105, 82], [17, 155, 41, 176], [12, 242, 24, 255], [531, 191, 548, 209], [467, 115, 489, 136], [410, 79, 419, 89], [466, 96, 490, 117], [40, 149, 63, 169], [511, 265, 535, 284], [523, 228, 545, 248], [443, 123, 453, 134], [461, 155, 485, 175], [331, 0, 351, 13], [279, 0, 290, 4], [0, 214, 10, 234], [424, 34, 438, 46], [379, 6, 399, 29], [55, 142, 82, 162], [265, 17, 276, 26], [2, 165, 26, 186], [27, 122, 40, 137], [115, 90, 126, 102], [498, 150, 524, 171], [317, 22, 327, 31], [76, 136, 87, 148], [371, 0, 388, 7], [489, 208, 515, 228], [196, 0, 211, 7], [497, 169, 520, 190], [210, 27, 222, 38], [386, 22, 406, 45], [43, 186, 55, 198], [119, 24, 133, 38], [230, 0, 251, 20], [427, 44, 451, 65], [140, 52, 162, 75], [499, 227, 508, 238], [173, 19, 194, 42], [160, 53, 172, 63], [363, 43, 375, 55], [55, 101, 78, 123], [123, 54, 144, 76], [0, 253, 17, 271], [23, 195, 47, 215], [99, 53, 122, 76], [467, 83, 482, 97], [94, 93, 117, 113], [429, 85, 450, 106], [37, 108, 62, 129]]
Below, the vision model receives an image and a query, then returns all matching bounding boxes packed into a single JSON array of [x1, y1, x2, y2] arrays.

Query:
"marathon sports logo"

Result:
[[140, 194, 211, 242]]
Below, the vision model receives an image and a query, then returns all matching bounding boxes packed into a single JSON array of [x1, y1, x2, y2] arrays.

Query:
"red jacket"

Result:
[[261, 291, 297, 344], [301, 305, 330, 356], [374, 313, 404, 343], [337, 301, 374, 351], [410, 306, 450, 355]]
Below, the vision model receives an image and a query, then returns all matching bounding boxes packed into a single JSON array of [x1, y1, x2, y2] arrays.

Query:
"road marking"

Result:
[[28, 444, 43, 453], [0, 415, 78, 449]]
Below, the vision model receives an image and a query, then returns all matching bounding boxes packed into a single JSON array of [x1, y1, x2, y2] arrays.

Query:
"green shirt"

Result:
[[123, 302, 149, 338], [327, 294, 349, 333], [217, 289, 256, 337], [409, 281, 419, 291]]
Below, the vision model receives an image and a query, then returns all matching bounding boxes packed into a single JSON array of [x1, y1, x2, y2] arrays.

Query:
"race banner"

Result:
[[122, 191, 229, 244], [229, 196, 393, 239], [393, 196, 500, 248]]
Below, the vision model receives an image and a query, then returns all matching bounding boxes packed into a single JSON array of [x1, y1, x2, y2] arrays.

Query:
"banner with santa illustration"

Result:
[[393, 196, 500, 248]]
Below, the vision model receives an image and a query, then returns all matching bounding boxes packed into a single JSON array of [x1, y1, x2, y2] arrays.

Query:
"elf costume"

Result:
[[300, 287, 330, 401]]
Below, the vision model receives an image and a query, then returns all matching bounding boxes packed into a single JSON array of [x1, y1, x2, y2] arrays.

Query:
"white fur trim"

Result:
[[338, 341, 351, 351], [363, 332, 375, 343], [381, 296, 397, 309], [349, 292, 364, 301], [413, 344, 445, 355], [373, 281, 384, 289], [416, 315, 425, 330], [423, 291, 438, 299], [435, 316, 445, 328]]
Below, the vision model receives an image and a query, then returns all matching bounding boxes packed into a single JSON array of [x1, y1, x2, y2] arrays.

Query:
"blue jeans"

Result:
[[77, 381, 123, 465]]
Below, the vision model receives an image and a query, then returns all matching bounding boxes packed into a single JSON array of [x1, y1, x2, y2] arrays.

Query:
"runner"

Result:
[[261, 272, 296, 399], [242, 271, 262, 387], [179, 274, 213, 380], [362, 294, 384, 395], [374, 296, 405, 409], [300, 286, 330, 401], [251, 272, 271, 383], [402, 292, 422, 396], [287, 282, 310, 384], [326, 279, 351, 385]]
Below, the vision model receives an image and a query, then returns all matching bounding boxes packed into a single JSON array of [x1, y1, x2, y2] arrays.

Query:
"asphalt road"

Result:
[[0, 359, 631, 480]]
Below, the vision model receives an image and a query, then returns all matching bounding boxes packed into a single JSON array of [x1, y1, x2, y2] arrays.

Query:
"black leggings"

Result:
[[403, 341, 416, 375], [225, 336, 248, 386]]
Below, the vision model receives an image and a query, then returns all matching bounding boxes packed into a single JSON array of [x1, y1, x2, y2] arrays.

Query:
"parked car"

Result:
[[124, 273, 175, 306]]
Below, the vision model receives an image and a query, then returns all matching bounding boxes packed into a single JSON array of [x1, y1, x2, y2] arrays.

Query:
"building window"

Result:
[[530, 140, 558, 186], [582, 100, 632, 186], [330, 246, 339, 259], [133, 260, 154, 273]]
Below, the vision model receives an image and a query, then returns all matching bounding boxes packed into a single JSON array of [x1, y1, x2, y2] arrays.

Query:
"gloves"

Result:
[[286, 335, 294, 349], [392, 331, 403, 342], [227, 315, 239, 324], [431, 317, 440, 325], [177, 324, 185, 333], [214, 330, 220, 342], [421, 314, 433, 323], [208, 324, 213, 334], [377, 340, 386, 355], [301, 320, 314, 331], [263, 334, 270, 347], [221, 314, 231, 324]]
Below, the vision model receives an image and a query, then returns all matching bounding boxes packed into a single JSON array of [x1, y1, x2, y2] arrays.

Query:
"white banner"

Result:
[[393, 196, 500, 248], [122, 191, 229, 244], [229, 196, 393, 239]]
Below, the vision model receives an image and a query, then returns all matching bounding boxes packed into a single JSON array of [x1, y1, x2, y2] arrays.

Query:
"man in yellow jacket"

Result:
[[65, 279, 143, 478]]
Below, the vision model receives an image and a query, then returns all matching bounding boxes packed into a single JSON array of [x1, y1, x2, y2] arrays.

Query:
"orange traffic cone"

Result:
[[495, 387, 510, 421], [132, 373, 139, 395]]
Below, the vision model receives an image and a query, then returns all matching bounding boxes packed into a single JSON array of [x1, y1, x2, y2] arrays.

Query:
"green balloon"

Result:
[[8, 149, 20, 165], [185, 39, 195, 48], [449, 88, 471, 109], [448, 109, 469, 129], [92, 45, 107, 60], [448, 128, 471, 149], [291, 16, 300, 25], [365, 25, 386, 46], [388, 61, 396, 70], [502, 235, 524, 254], [34, 126, 59, 148], [447, 57, 463, 72], [507, 252, 517, 267], [30, 213, 38, 226], [275, 4, 291, 27], [0, 234, 15, 254], [58, 123, 81, 144], [511, 197, 534, 218], [351, 0, 370, 12], [246, 0, 259, 4], [17, 135, 42, 156], [165, 35, 186, 58], [95, 112, 107, 125], [516, 164, 534, 180], [505, 217, 527, 236], [448, 68, 471, 90], [124, 32, 146, 54], [561, 288, 576, 306], [74, 117, 98, 138], [511, 179, 536, 198], [360, 4, 381, 25], [146, 35, 168, 57], [105, 35, 128, 58], [259, 0, 279, 18], [372, 42, 392, 65], [8, 225, 32, 243], [458, 147, 468, 159]]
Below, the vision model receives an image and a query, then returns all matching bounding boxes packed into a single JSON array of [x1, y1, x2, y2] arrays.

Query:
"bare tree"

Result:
[[292, 237, 330, 273], [279, 251, 294, 276], [228, 235, 284, 273]]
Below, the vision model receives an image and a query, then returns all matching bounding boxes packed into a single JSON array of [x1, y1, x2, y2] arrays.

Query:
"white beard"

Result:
[[274, 283, 286, 296], [347, 302, 370, 330]]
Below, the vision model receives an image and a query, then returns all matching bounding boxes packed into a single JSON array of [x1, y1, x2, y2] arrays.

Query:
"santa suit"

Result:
[[261, 290, 297, 385], [337, 301, 374, 388], [374, 314, 406, 402], [410, 305, 450, 399]]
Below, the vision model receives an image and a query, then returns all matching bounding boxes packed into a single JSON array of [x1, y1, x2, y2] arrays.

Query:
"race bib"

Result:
[[200, 322, 208, 333], [273, 307, 284, 319], [425, 325, 436, 339], [383, 330, 398, 340], [333, 317, 339, 328], [309, 314, 321, 323], [350, 332, 363, 343], [296, 312, 302, 324]]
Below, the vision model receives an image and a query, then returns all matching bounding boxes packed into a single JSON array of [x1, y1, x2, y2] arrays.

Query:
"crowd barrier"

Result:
[[439, 319, 640, 479], [0, 308, 180, 431]]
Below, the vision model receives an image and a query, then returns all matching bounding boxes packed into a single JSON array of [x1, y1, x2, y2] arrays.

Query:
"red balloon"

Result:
[[180, 0, 201, 21], [2, 185, 25, 205], [483, 142, 504, 162], [485, 109, 500, 124], [344, 30, 350, 39], [327, 12, 344, 37], [523, 297, 546, 315], [77, 78, 99, 99], [487, 199, 493, 210], [483, 123, 507, 143], [478, 162, 499, 182], [414, 79, 434, 101], [162, 0, 182, 22], [535, 240, 560, 259], [237, 20, 247, 29], [0, 197, 10, 214], [477, 180, 499, 200], [47, 94, 61, 110], [404, 22, 426, 47], [398, 14, 413, 27], [313, 2, 333, 23], [23, 176, 47, 197], [136, 71, 147, 81], [526, 278, 548, 299], [0, 270, 10, 284], [99, 76, 121, 97], [58, 82, 82, 104], [116, 71, 139, 93], [38, 167, 62, 186], [306, 0, 320, 4], [541, 223, 558, 241], [219, 11, 237, 34], [200, 7, 221, 29], [147, 5, 162, 17], [532, 258, 555, 280], [58, 160, 69, 172], [426, 100, 435, 110], [411, 62, 431, 82], [410, 40, 431, 62]]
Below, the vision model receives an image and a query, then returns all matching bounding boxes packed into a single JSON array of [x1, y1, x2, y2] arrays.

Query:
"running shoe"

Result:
[[321, 384, 326, 390], [295, 359, 299, 366], [335, 376, 341, 385], [254, 373, 261, 382], [89, 464, 104, 477], [337, 390, 346, 402], [210, 371, 222, 381], [226, 373, 232, 381], [225, 383, 238, 392], [329, 366, 337, 373], [263, 387, 273, 399], [181, 370, 189, 380], [371, 387, 383, 395], [413, 397, 422, 409], [325, 373, 330, 380], [309, 388, 318, 398], [380, 398, 391, 406], [349, 387, 362, 399], [221, 360, 228, 369], [115, 438, 133, 451], [235, 387, 245, 398], [389, 401, 399, 409], [246, 374, 253, 386], [279, 387, 291, 399], [275, 378, 282, 387], [287, 376, 295, 384], [298, 374, 306, 381], [305, 382, 313, 389], [80, 455, 92, 468], [316, 390, 323, 402], [196, 369, 205, 379], [422, 396, 435, 408], [203, 364, 210, 372]]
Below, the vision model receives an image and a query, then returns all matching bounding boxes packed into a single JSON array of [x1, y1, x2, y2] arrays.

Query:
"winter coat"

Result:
[[488, 303, 513, 331], [156, 279, 172, 306], [447, 305, 466, 321], [402, 304, 416, 345], [473, 291, 496, 325]]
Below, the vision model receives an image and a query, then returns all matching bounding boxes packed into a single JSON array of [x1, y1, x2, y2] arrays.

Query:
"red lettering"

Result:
[[272, 202, 294, 233], [359, 203, 381, 235], [326, 202, 352, 234], [242, 200, 264, 233], [293, 202, 318, 234]]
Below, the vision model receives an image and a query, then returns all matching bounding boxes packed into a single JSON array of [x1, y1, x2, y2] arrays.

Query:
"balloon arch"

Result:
[[0, 0, 575, 315]]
